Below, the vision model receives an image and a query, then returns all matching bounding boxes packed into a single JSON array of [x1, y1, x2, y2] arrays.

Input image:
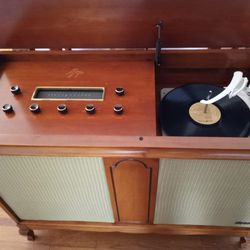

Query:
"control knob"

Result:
[[2, 104, 13, 113], [57, 104, 67, 114], [113, 104, 123, 115], [85, 104, 95, 114], [29, 103, 40, 113], [115, 87, 125, 96], [10, 85, 21, 95]]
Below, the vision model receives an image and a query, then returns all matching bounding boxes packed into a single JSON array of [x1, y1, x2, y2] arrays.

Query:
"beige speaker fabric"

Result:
[[154, 159, 250, 227], [0, 156, 114, 222]]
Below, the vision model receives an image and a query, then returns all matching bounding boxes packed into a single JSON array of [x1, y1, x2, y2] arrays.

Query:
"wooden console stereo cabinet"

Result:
[[0, 0, 249, 245]]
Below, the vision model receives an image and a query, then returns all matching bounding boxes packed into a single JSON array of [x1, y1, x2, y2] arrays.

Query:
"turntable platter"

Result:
[[159, 84, 250, 137]]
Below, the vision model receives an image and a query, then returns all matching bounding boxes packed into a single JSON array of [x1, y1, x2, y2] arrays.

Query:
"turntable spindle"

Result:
[[204, 90, 213, 113]]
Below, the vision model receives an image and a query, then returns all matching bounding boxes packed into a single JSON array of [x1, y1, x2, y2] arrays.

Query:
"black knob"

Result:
[[85, 104, 95, 114], [2, 104, 13, 113], [57, 104, 67, 114], [115, 87, 125, 96], [29, 103, 40, 113], [113, 104, 123, 114], [10, 85, 21, 95]]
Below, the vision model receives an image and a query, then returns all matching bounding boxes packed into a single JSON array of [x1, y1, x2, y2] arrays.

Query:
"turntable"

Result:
[[160, 71, 250, 137]]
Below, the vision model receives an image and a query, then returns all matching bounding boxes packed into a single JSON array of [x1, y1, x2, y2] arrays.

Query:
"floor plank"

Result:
[[50, 247, 96, 250], [0, 242, 33, 250], [0, 208, 249, 250], [34, 230, 97, 249]]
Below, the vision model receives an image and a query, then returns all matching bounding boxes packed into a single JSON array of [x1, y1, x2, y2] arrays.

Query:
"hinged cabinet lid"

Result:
[[1, 0, 250, 49]]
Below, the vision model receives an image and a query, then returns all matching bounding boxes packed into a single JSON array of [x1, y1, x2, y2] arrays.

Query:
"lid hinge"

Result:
[[155, 21, 163, 67]]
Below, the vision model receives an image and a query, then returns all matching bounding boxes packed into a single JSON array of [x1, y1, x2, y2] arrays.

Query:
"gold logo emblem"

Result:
[[65, 68, 84, 78]]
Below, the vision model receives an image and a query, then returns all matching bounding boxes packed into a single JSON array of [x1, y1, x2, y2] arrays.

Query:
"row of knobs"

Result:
[[2, 85, 124, 115], [2, 103, 123, 115]]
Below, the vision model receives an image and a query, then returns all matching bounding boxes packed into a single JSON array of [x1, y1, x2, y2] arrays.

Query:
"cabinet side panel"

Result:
[[0, 156, 114, 222], [154, 159, 250, 227]]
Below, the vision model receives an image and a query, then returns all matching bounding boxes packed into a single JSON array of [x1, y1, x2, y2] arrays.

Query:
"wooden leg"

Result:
[[18, 225, 35, 241], [27, 230, 35, 241], [240, 237, 250, 248]]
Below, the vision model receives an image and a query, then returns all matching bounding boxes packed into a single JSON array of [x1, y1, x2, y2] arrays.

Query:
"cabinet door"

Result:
[[154, 159, 250, 227], [104, 158, 158, 224], [0, 156, 114, 222]]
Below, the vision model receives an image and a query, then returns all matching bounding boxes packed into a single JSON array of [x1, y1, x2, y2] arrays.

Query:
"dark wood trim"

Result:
[[0, 197, 20, 224], [2, 48, 250, 69], [111, 158, 151, 170], [148, 160, 159, 224], [0, 50, 154, 62], [104, 161, 119, 223], [0, 136, 249, 160], [19, 220, 250, 236]]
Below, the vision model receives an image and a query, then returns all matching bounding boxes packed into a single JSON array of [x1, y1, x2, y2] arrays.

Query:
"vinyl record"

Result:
[[160, 84, 250, 137]]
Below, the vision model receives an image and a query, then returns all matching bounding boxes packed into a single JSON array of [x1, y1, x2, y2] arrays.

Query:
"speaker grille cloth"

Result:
[[154, 159, 250, 227], [0, 156, 114, 222]]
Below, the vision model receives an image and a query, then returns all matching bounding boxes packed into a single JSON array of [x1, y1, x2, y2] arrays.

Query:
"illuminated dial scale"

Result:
[[32, 87, 105, 100]]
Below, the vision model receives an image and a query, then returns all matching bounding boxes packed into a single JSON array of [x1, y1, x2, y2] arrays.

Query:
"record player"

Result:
[[0, 0, 249, 246], [160, 71, 250, 137]]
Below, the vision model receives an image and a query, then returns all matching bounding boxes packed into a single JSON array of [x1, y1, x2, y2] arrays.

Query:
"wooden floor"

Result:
[[0, 208, 249, 250]]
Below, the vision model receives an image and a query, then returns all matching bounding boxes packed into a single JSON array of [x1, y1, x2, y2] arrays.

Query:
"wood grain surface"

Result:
[[0, 60, 156, 136], [104, 158, 158, 224], [18, 219, 250, 237], [0, 135, 249, 160], [1, 0, 250, 48], [111, 159, 151, 224]]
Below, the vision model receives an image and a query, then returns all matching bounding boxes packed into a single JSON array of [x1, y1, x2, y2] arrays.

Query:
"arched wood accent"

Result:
[[104, 158, 159, 224]]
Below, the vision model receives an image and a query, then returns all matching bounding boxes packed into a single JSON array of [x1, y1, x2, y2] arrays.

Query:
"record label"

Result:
[[189, 102, 221, 125]]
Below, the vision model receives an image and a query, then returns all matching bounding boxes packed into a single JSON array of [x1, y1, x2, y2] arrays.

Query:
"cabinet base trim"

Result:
[[19, 221, 250, 236]]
